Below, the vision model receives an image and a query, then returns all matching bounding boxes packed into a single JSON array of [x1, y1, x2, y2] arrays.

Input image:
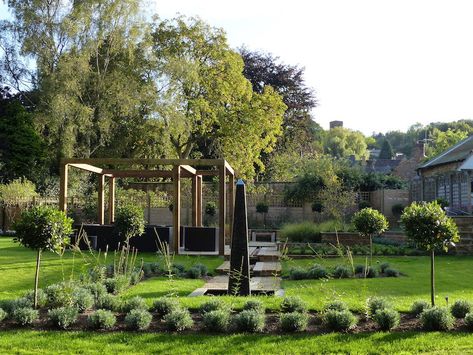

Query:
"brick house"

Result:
[[411, 135, 473, 214]]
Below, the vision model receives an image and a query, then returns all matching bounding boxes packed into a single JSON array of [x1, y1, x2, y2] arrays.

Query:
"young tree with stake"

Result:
[[14, 206, 73, 308], [352, 207, 389, 266], [401, 201, 459, 306]]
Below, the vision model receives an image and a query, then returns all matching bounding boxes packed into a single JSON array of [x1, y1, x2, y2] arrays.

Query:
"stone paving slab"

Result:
[[224, 246, 258, 259], [189, 275, 282, 297], [252, 261, 281, 276], [216, 260, 281, 275], [255, 247, 281, 261]]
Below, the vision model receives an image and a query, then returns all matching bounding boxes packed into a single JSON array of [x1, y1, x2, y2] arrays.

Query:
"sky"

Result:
[[152, 0, 473, 135], [2, 1, 473, 135]]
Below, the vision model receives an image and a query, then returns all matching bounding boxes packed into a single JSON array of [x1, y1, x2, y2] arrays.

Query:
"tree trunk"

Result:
[[431, 249, 435, 306], [34, 249, 42, 309], [369, 235, 373, 266]]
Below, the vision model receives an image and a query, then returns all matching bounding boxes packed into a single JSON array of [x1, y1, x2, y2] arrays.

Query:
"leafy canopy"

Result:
[[2, 0, 158, 161], [0, 178, 37, 205], [324, 127, 369, 160], [401, 201, 459, 251], [239, 47, 320, 157], [0, 88, 47, 183], [14, 206, 73, 252], [115, 204, 145, 242], [425, 128, 468, 160], [150, 17, 286, 178], [352, 208, 389, 237]]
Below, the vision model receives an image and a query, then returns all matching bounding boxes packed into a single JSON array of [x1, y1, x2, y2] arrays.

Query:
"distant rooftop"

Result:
[[366, 159, 401, 174], [419, 135, 473, 170]]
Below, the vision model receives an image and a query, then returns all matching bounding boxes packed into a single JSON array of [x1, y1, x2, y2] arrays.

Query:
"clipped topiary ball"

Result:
[[451, 300, 471, 319], [373, 308, 400, 331], [323, 309, 357, 332], [199, 298, 228, 315], [48, 306, 79, 329], [202, 309, 230, 332], [279, 311, 309, 332], [323, 300, 349, 313], [280, 296, 307, 313], [410, 300, 430, 317], [234, 309, 265, 333], [367, 297, 392, 317], [420, 307, 454, 331], [87, 309, 117, 330], [243, 299, 265, 314], [124, 309, 152, 330], [152, 297, 181, 317], [163, 308, 194, 332]]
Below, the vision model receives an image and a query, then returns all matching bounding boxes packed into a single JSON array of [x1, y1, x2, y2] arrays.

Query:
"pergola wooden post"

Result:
[[196, 175, 203, 227], [173, 165, 181, 254], [59, 163, 68, 212], [191, 176, 198, 226], [98, 174, 105, 225], [59, 158, 235, 256], [219, 165, 226, 255], [228, 173, 235, 239], [108, 177, 115, 224]]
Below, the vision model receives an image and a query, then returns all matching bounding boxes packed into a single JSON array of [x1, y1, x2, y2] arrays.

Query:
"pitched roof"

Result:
[[419, 135, 473, 170], [365, 159, 401, 174]]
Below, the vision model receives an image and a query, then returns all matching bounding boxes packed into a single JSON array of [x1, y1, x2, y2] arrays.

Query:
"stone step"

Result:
[[188, 275, 283, 297], [255, 247, 281, 261], [216, 261, 230, 274], [216, 261, 257, 275], [224, 246, 259, 260], [252, 261, 281, 276]]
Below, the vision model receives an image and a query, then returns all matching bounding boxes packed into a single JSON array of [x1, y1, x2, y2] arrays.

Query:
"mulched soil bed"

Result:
[[0, 311, 470, 334]]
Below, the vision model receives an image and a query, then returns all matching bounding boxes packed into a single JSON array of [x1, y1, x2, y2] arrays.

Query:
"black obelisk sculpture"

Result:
[[228, 179, 251, 295]]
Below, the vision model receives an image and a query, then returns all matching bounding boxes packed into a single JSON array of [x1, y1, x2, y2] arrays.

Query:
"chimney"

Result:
[[329, 120, 343, 129], [415, 140, 426, 159]]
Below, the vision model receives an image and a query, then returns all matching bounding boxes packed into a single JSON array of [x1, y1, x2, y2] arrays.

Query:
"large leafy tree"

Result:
[[1, 0, 160, 163], [373, 120, 473, 158], [0, 86, 46, 182], [239, 48, 320, 154], [150, 17, 286, 178], [324, 127, 369, 160], [425, 128, 468, 160]]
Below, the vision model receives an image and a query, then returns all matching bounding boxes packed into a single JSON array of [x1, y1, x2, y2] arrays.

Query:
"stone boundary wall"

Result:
[[370, 189, 409, 226], [321, 231, 408, 246], [320, 232, 370, 246], [452, 217, 473, 255]]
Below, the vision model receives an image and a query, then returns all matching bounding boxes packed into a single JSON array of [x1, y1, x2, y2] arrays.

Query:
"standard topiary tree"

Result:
[[352, 208, 388, 265], [256, 201, 269, 227], [13, 206, 73, 308], [115, 204, 145, 246], [401, 201, 459, 306]]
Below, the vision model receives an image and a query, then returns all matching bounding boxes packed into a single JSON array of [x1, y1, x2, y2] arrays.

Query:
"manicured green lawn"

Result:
[[0, 237, 221, 300], [282, 255, 473, 312], [4, 236, 473, 353], [2, 330, 473, 354], [3, 236, 473, 312]]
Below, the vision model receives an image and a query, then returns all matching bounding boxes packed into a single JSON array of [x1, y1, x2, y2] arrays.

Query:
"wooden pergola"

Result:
[[59, 158, 235, 256]]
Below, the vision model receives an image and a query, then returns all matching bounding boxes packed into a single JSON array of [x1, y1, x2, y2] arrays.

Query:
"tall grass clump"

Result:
[[279, 222, 320, 243]]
